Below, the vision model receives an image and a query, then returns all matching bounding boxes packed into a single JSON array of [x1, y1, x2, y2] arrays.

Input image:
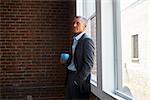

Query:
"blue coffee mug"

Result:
[[60, 53, 69, 63]]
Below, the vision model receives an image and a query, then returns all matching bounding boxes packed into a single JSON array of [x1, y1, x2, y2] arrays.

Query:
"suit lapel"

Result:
[[74, 33, 86, 52]]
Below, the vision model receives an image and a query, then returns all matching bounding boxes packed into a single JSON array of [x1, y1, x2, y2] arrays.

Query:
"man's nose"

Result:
[[73, 23, 77, 27]]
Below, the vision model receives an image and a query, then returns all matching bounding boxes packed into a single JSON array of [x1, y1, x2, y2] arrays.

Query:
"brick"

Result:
[[0, 0, 75, 99]]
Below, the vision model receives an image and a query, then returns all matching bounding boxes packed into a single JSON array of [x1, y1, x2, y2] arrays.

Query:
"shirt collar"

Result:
[[73, 32, 85, 41]]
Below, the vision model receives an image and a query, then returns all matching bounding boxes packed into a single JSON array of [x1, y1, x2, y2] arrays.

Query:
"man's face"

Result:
[[72, 18, 86, 34]]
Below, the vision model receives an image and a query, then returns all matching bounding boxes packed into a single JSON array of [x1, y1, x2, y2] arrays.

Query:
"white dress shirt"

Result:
[[67, 32, 85, 71]]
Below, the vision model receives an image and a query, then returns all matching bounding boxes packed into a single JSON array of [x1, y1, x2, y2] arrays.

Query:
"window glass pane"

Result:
[[120, 0, 150, 99], [132, 34, 138, 58], [76, 0, 97, 85], [83, 0, 96, 18], [90, 16, 97, 84]]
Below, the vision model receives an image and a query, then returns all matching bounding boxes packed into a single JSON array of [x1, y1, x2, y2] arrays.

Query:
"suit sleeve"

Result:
[[76, 38, 95, 84]]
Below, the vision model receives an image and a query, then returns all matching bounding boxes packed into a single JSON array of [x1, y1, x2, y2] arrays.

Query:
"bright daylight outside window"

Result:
[[89, 15, 97, 85], [117, 0, 150, 99], [83, 0, 97, 86]]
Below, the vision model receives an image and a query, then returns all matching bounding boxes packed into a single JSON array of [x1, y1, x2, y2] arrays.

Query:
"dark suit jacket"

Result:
[[66, 33, 95, 94]]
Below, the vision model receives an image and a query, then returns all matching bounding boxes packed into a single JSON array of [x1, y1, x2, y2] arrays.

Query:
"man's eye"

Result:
[[72, 22, 80, 26], [77, 22, 79, 25]]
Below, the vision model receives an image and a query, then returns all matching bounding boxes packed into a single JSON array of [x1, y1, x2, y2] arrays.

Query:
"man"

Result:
[[65, 16, 95, 99]]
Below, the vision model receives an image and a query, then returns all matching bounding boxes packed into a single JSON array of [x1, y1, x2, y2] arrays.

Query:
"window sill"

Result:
[[90, 80, 97, 87], [131, 58, 139, 63], [90, 74, 97, 87], [103, 90, 127, 100]]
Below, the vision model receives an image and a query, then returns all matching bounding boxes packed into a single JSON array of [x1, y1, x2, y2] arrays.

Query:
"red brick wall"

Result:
[[0, 0, 75, 99]]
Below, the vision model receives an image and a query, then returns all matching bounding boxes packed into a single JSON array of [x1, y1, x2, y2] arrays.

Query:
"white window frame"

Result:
[[114, 0, 139, 99], [76, 0, 135, 99], [113, 0, 135, 99], [96, 0, 117, 99], [94, 0, 134, 99]]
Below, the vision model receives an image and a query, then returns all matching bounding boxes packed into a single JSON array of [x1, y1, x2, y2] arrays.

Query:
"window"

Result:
[[78, 0, 150, 100], [76, 0, 97, 86], [89, 15, 97, 85], [115, 0, 150, 99], [131, 34, 139, 61], [77, 0, 121, 99]]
